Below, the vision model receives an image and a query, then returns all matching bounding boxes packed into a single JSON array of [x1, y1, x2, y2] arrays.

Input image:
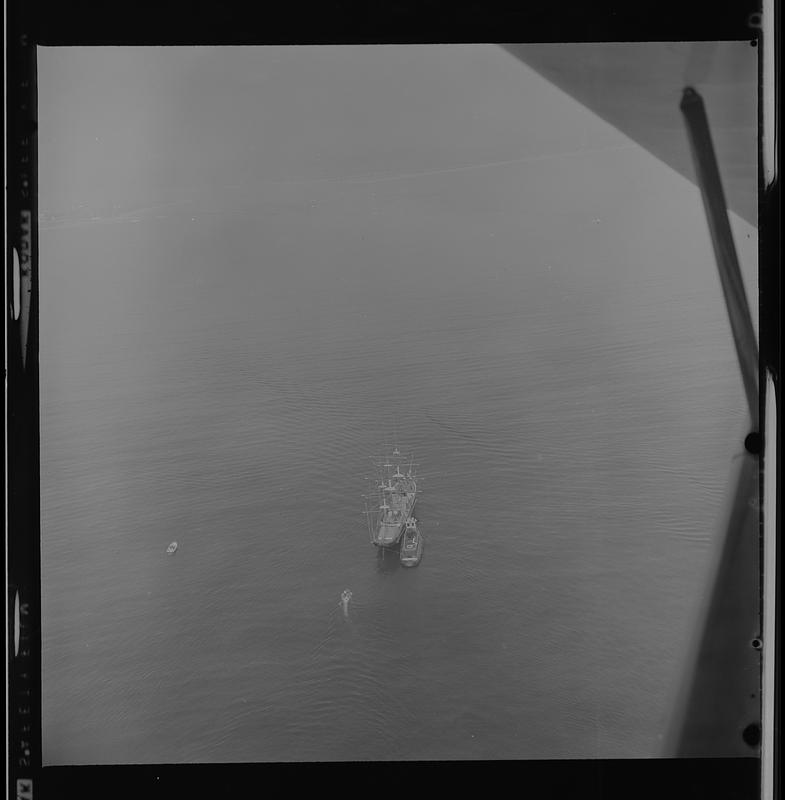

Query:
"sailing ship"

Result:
[[363, 446, 419, 548]]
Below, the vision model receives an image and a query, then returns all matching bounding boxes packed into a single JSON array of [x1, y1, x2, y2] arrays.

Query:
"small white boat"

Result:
[[340, 589, 352, 616], [166, 541, 178, 554]]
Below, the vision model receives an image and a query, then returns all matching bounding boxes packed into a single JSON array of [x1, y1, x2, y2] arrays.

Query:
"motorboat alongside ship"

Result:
[[399, 516, 424, 567]]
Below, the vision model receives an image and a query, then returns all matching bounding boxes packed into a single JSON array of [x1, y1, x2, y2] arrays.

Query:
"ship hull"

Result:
[[367, 448, 419, 547], [373, 493, 417, 547]]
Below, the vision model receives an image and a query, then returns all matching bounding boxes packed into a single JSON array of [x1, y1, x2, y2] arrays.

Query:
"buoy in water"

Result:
[[166, 541, 178, 554]]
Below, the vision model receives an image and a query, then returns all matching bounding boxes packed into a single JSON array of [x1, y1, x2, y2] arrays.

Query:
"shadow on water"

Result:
[[375, 544, 401, 575]]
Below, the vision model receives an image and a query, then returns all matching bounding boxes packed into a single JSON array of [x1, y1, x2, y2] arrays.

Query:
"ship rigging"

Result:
[[363, 446, 420, 548]]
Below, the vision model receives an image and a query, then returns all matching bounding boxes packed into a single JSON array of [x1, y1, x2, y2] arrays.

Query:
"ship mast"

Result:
[[365, 444, 421, 547], [363, 494, 374, 543]]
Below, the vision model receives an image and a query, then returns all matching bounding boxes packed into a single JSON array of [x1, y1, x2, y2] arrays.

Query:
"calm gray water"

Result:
[[39, 45, 757, 763]]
